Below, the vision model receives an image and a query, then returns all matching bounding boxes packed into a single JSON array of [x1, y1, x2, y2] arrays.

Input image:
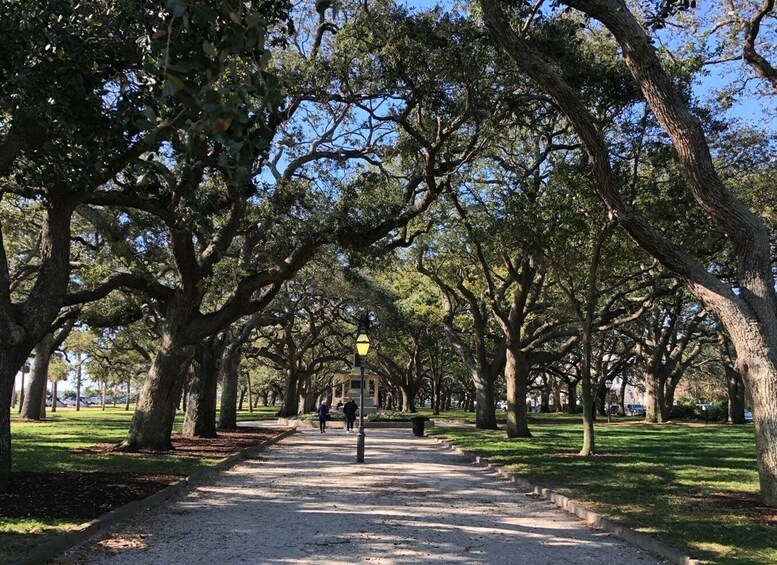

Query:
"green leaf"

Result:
[[246, 13, 263, 28], [166, 74, 185, 91], [202, 41, 217, 58], [166, 62, 192, 73], [163, 79, 177, 96]]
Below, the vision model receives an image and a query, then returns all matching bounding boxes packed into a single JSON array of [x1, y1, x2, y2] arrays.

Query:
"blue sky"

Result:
[[397, 0, 775, 132]]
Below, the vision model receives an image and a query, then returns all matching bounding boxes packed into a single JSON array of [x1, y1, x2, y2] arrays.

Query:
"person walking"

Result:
[[342, 397, 358, 433], [317, 401, 330, 433]]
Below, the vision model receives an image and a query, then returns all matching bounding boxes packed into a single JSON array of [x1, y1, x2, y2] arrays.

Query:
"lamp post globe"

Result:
[[355, 329, 370, 463]]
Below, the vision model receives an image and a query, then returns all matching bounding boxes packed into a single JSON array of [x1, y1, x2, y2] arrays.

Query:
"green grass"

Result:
[[11, 407, 222, 475], [416, 408, 476, 421], [428, 418, 774, 565], [3, 406, 277, 562], [0, 516, 66, 563], [235, 404, 282, 421], [10, 405, 281, 473]]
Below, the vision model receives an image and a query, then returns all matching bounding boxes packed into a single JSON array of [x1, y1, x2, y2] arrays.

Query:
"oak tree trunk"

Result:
[[278, 369, 298, 417], [553, 382, 562, 413], [1, 355, 42, 489], [0, 370, 13, 491], [120, 341, 195, 451], [727, 365, 746, 424], [579, 374, 595, 456], [20, 335, 53, 420], [182, 337, 223, 438], [431, 378, 441, 416], [218, 346, 241, 429], [75, 357, 82, 412], [473, 375, 498, 429], [51, 379, 57, 413], [579, 322, 596, 455], [737, 345, 777, 504], [247, 374, 254, 413], [661, 378, 678, 422], [505, 348, 531, 438], [644, 371, 659, 423], [567, 381, 577, 413], [540, 385, 550, 413], [399, 385, 416, 412], [238, 386, 246, 411]]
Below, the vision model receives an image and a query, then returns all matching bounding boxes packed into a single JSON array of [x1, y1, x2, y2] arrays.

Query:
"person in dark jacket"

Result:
[[342, 397, 358, 433], [317, 401, 330, 433]]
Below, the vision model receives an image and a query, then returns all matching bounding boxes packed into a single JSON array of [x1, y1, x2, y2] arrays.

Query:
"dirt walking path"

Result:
[[58, 427, 663, 564]]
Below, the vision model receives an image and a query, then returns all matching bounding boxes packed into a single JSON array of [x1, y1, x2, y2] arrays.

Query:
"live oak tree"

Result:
[[0, 0, 294, 485], [478, 0, 777, 504], [716, 331, 748, 424], [547, 218, 661, 453], [46, 354, 68, 413], [419, 267, 506, 426], [248, 268, 352, 417], [624, 295, 713, 423], [95, 0, 483, 450], [418, 228, 506, 429], [18, 319, 75, 420], [0, 0, 163, 490], [444, 188, 580, 438], [218, 313, 271, 429], [429, 47, 644, 437], [86, 323, 155, 411], [366, 267, 450, 414], [421, 324, 463, 415]]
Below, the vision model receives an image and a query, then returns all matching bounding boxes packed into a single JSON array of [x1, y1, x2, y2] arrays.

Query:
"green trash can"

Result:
[[411, 416, 427, 437]]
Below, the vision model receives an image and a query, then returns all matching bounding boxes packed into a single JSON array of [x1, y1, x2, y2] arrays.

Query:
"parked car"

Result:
[[496, 401, 507, 410], [626, 404, 646, 416], [744, 410, 754, 423]]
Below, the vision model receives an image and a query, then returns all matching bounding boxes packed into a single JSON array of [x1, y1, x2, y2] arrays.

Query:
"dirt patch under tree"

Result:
[[1, 427, 284, 523]]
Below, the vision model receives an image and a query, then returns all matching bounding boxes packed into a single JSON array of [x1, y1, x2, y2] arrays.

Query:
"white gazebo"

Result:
[[330, 368, 381, 415]]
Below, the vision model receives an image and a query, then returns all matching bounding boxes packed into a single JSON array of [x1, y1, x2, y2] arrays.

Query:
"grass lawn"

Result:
[[2, 406, 280, 562], [235, 404, 280, 421], [429, 417, 774, 565]]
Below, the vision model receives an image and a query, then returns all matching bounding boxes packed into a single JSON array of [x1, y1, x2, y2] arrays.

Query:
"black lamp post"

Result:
[[605, 379, 613, 423], [355, 322, 370, 463]]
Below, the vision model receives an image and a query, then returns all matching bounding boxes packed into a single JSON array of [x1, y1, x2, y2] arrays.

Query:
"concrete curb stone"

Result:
[[14, 429, 296, 565], [432, 437, 705, 565]]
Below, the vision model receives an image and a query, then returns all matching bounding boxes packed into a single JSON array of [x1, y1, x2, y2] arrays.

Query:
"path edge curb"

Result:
[[15, 428, 296, 565], [432, 436, 705, 565]]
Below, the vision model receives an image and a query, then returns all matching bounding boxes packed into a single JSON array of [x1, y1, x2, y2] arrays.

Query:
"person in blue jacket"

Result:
[[317, 401, 330, 433]]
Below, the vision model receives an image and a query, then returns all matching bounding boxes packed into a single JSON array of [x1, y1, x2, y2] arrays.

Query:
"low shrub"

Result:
[[365, 412, 421, 422], [291, 412, 344, 421], [671, 400, 727, 422], [670, 401, 696, 420]]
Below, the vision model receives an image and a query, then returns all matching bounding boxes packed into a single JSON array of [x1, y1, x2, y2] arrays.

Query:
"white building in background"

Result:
[[623, 383, 645, 406], [329, 367, 382, 415]]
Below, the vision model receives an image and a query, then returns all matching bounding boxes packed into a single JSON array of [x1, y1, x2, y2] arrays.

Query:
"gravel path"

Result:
[[60, 427, 663, 564]]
